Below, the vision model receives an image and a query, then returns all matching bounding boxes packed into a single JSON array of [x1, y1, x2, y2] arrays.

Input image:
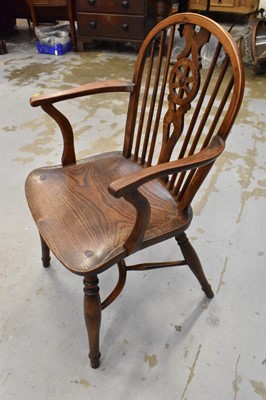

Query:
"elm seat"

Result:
[[25, 13, 244, 368], [26, 152, 193, 274]]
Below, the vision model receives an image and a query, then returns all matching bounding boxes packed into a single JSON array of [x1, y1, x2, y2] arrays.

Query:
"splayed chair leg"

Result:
[[83, 275, 101, 368], [176, 233, 214, 298], [40, 234, 51, 268]]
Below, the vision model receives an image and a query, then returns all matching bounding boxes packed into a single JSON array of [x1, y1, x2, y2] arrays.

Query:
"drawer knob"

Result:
[[88, 0, 96, 5], [218, 0, 222, 3], [122, 1, 129, 8], [122, 23, 129, 30], [89, 21, 97, 29]]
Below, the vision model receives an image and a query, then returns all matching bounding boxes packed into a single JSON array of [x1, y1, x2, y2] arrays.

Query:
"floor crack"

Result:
[[181, 344, 202, 400]]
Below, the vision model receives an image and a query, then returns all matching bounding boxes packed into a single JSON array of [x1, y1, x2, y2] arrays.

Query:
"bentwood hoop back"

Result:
[[25, 13, 244, 368]]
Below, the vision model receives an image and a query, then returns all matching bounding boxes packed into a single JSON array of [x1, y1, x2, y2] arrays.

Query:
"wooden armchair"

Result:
[[25, 13, 244, 368]]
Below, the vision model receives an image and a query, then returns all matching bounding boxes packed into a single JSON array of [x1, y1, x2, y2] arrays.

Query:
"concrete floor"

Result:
[[1, 17, 266, 400]]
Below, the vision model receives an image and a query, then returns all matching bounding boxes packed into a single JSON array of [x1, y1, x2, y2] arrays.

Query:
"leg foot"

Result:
[[40, 235, 51, 268], [176, 233, 214, 298], [83, 276, 102, 368]]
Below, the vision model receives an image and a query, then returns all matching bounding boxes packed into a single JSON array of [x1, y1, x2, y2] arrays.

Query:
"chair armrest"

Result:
[[30, 79, 135, 107], [110, 135, 224, 254], [109, 135, 225, 198], [29, 79, 135, 166]]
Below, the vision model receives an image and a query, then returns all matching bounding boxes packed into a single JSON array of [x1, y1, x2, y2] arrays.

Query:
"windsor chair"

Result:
[[25, 13, 244, 368]]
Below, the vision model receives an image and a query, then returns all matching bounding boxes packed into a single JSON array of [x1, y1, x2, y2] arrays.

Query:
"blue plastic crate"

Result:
[[37, 40, 72, 56]]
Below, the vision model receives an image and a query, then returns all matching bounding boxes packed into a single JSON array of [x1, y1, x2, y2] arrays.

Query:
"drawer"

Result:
[[210, 0, 235, 6], [77, 13, 144, 40], [76, 0, 144, 15], [189, 0, 235, 8]]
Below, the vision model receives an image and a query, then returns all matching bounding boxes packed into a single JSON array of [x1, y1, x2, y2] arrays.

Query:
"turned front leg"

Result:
[[40, 234, 51, 268], [83, 276, 101, 368], [176, 233, 214, 298]]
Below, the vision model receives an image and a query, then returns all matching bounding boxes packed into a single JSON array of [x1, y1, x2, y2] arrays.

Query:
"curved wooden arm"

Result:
[[41, 103, 76, 165], [30, 79, 135, 107], [108, 136, 224, 254], [123, 190, 151, 254], [30, 79, 134, 165], [109, 135, 225, 198]]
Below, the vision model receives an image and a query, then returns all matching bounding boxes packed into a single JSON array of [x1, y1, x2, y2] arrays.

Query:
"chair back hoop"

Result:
[[123, 13, 244, 209]]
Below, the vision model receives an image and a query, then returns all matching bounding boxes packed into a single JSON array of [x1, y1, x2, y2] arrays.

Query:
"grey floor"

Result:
[[1, 18, 266, 400]]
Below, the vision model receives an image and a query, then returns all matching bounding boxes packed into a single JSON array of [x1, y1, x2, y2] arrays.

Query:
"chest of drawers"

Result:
[[188, 0, 259, 14], [76, 0, 157, 50]]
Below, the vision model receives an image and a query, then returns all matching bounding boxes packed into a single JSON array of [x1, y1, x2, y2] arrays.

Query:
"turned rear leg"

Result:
[[40, 235, 51, 268], [176, 233, 214, 298], [83, 275, 102, 368]]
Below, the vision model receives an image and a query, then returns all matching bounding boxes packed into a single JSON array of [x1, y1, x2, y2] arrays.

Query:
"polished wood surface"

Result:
[[25, 13, 244, 368], [75, 0, 157, 50], [188, 0, 259, 14]]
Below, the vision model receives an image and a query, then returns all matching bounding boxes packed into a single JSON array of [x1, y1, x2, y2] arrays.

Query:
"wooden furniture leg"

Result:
[[40, 235, 51, 268], [66, 0, 77, 51], [0, 40, 8, 55], [176, 233, 214, 298], [83, 276, 101, 368]]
